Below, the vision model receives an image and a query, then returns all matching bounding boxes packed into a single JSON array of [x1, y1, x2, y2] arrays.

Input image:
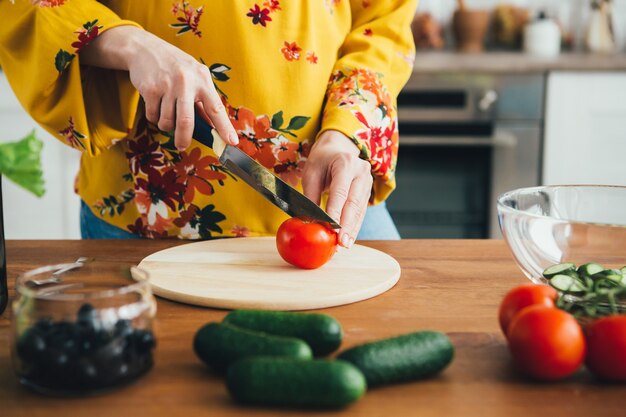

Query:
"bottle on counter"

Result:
[[585, 0, 616, 54], [523, 11, 562, 57]]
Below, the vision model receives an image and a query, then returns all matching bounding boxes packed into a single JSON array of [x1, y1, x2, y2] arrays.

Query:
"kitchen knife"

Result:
[[192, 113, 341, 229]]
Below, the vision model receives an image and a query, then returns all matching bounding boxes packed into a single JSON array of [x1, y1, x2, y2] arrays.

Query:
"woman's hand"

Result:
[[80, 25, 238, 150], [302, 130, 373, 248]]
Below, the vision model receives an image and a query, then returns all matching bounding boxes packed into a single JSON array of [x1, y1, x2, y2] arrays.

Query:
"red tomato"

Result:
[[276, 218, 338, 269], [507, 305, 586, 381], [498, 284, 558, 336], [585, 315, 626, 381]]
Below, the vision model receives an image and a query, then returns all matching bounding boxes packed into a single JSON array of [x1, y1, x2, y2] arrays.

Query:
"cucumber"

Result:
[[227, 357, 366, 409], [542, 263, 576, 278], [549, 274, 586, 293], [578, 263, 605, 277], [223, 310, 343, 356], [193, 322, 312, 373], [591, 269, 624, 283], [337, 331, 454, 387]]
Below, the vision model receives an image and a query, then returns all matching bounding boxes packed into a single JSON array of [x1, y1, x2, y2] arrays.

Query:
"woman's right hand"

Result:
[[81, 25, 239, 150]]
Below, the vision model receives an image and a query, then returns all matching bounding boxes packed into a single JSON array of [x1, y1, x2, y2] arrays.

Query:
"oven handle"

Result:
[[398, 132, 517, 148]]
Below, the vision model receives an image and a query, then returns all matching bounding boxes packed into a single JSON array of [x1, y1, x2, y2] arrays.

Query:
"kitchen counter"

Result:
[[413, 51, 626, 74], [1, 240, 625, 417]]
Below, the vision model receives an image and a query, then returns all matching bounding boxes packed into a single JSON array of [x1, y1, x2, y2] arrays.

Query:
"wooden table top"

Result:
[[1, 240, 625, 417]]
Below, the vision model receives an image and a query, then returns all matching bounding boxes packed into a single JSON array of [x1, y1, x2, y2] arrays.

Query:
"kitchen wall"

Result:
[[0, 74, 82, 239], [417, 0, 626, 51]]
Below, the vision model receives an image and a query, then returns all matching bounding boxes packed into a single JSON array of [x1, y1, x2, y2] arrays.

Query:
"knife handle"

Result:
[[192, 110, 215, 149], [192, 110, 227, 157]]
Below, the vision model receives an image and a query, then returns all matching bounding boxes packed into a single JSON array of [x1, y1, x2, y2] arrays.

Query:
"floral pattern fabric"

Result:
[[0, 0, 418, 239]]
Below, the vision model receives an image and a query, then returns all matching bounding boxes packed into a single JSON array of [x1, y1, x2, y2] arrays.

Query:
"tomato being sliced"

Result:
[[585, 315, 626, 382], [276, 218, 338, 269], [507, 305, 585, 381], [498, 284, 558, 336]]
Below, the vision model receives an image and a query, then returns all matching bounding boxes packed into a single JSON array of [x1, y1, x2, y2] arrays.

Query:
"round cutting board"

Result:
[[138, 237, 400, 310]]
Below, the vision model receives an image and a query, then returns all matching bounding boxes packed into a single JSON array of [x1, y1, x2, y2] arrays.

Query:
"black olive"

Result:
[[77, 358, 98, 382], [133, 330, 156, 353], [79, 338, 94, 354], [17, 328, 46, 363], [77, 303, 101, 333], [114, 319, 133, 338], [34, 318, 54, 334], [116, 363, 129, 379], [77, 303, 96, 321]]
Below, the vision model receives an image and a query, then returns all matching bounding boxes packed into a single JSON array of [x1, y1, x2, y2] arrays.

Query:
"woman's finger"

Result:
[[158, 94, 176, 132], [302, 166, 325, 206], [174, 95, 194, 151], [339, 172, 372, 246], [198, 88, 239, 146], [143, 92, 161, 124], [325, 161, 354, 247]]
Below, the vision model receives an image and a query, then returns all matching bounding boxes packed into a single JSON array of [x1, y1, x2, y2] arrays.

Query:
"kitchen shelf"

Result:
[[413, 51, 626, 74]]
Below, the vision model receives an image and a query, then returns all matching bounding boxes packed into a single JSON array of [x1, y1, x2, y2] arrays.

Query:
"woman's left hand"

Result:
[[302, 130, 373, 248]]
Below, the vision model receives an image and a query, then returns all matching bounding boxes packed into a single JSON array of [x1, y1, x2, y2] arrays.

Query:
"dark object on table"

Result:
[[0, 178, 6, 315], [412, 13, 445, 49], [14, 303, 156, 395]]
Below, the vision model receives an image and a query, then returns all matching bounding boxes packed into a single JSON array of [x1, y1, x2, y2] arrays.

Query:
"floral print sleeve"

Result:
[[0, 0, 142, 156], [320, 0, 418, 203]]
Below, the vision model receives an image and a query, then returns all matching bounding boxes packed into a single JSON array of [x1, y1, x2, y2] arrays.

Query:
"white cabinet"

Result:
[[544, 72, 626, 186], [0, 72, 81, 239]]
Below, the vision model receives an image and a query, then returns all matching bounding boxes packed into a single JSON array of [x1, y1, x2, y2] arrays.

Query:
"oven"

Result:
[[387, 73, 545, 238]]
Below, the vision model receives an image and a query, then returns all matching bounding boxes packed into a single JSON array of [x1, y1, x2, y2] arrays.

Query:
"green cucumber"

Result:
[[227, 357, 366, 409], [549, 274, 586, 293], [193, 322, 312, 373], [337, 331, 454, 387], [223, 309, 343, 356], [578, 263, 605, 277], [542, 263, 576, 278], [591, 269, 624, 283]]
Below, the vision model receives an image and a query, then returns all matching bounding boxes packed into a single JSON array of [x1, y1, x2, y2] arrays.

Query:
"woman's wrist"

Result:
[[316, 130, 360, 157], [80, 25, 145, 71]]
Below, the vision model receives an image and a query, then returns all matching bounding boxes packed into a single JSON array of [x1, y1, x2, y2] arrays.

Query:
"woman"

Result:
[[0, 0, 416, 246]]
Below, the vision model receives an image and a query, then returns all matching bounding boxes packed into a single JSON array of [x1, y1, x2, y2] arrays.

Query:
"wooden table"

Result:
[[1, 240, 625, 417]]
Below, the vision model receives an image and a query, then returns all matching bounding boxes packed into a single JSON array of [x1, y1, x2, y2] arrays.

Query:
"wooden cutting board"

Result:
[[138, 237, 401, 310]]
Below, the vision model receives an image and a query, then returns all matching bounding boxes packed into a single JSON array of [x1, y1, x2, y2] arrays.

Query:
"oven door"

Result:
[[387, 123, 541, 238]]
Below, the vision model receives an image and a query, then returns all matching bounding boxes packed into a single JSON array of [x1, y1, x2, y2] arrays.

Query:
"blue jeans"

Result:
[[80, 201, 140, 239], [80, 201, 400, 240]]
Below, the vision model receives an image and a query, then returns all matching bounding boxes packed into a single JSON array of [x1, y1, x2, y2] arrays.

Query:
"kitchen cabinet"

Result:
[[544, 71, 626, 186], [0, 72, 81, 239]]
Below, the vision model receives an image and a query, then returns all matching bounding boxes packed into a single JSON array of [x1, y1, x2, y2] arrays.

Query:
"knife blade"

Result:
[[192, 114, 341, 229]]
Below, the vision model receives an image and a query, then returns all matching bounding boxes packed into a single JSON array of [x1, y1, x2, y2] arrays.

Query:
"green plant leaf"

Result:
[[0, 130, 45, 197], [286, 116, 310, 131], [271, 111, 284, 130]]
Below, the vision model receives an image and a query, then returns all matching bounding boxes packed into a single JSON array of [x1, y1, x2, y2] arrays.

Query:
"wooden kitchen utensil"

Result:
[[453, 2, 491, 53], [138, 237, 400, 310]]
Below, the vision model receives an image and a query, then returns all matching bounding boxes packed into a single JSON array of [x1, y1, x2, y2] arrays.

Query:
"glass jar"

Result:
[[11, 261, 157, 395]]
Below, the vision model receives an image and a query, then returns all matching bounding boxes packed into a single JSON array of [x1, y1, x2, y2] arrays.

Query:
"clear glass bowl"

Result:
[[11, 261, 157, 396], [497, 185, 626, 283]]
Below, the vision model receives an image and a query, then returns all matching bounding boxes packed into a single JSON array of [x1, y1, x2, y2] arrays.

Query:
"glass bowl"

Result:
[[11, 261, 157, 396], [497, 185, 626, 283]]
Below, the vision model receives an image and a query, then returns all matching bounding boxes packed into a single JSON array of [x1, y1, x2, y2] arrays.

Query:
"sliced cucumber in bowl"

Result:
[[542, 263, 576, 279], [549, 274, 586, 294], [578, 263, 605, 278]]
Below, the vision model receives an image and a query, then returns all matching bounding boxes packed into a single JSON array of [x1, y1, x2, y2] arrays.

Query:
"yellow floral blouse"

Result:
[[0, 0, 417, 239]]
